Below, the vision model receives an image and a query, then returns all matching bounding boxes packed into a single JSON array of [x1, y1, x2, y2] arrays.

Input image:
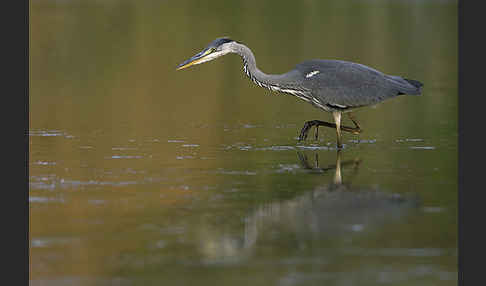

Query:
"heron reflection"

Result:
[[198, 151, 419, 263], [296, 149, 361, 185]]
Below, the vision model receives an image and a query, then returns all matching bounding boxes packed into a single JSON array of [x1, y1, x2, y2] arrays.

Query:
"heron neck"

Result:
[[232, 43, 283, 88]]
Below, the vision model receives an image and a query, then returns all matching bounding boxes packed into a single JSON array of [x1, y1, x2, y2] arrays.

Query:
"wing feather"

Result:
[[293, 60, 419, 108]]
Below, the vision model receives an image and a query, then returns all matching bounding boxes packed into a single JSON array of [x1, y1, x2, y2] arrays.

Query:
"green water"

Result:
[[29, 0, 457, 285]]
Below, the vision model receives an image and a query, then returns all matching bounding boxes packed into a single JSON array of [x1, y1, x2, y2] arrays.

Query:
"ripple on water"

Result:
[[29, 177, 140, 191], [396, 138, 424, 143], [409, 146, 436, 150], [29, 196, 65, 204], [181, 144, 200, 148], [221, 143, 253, 151], [107, 155, 144, 159], [28, 129, 75, 139], [31, 161, 57, 166], [88, 199, 106, 205], [111, 147, 138, 151], [176, 155, 194, 160], [255, 145, 295, 151], [296, 145, 332, 151], [275, 164, 302, 173], [242, 124, 257, 128], [222, 143, 339, 151], [79, 145, 94, 150], [348, 139, 377, 144], [31, 237, 81, 248], [215, 169, 257, 176]]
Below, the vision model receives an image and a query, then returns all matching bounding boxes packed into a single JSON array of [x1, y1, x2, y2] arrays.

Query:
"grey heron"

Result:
[[176, 37, 423, 148]]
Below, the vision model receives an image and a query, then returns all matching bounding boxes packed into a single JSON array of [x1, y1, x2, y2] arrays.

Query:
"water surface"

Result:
[[30, 0, 457, 285]]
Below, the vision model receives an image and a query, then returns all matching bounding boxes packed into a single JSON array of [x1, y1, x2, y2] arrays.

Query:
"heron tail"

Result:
[[404, 78, 423, 90], [388, 76, 423, 95], [402, 78, 423, 95]]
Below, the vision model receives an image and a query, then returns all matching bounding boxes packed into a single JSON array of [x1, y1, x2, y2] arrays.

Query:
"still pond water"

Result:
[[30, 0, 457, 285]]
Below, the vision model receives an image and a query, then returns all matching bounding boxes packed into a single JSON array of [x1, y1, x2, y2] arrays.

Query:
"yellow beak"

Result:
[[176, 49, 212, 71]]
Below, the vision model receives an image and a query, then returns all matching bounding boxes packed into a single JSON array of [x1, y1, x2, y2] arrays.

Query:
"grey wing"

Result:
[[295, 60, 417, 109]]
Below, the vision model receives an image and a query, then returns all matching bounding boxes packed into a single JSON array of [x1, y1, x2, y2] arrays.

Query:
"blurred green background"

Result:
[[30, 0, 457, 285]]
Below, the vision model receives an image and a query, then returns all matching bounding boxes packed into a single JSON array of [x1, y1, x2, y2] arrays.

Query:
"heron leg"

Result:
[[333, 112, 343, 148], [347, 113, 362, 134], [298, 120, 321, 141], [298, 119, 361, 142]]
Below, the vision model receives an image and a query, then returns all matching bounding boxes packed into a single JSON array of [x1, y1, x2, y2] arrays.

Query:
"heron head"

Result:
[[176, 37, 236, 70]]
